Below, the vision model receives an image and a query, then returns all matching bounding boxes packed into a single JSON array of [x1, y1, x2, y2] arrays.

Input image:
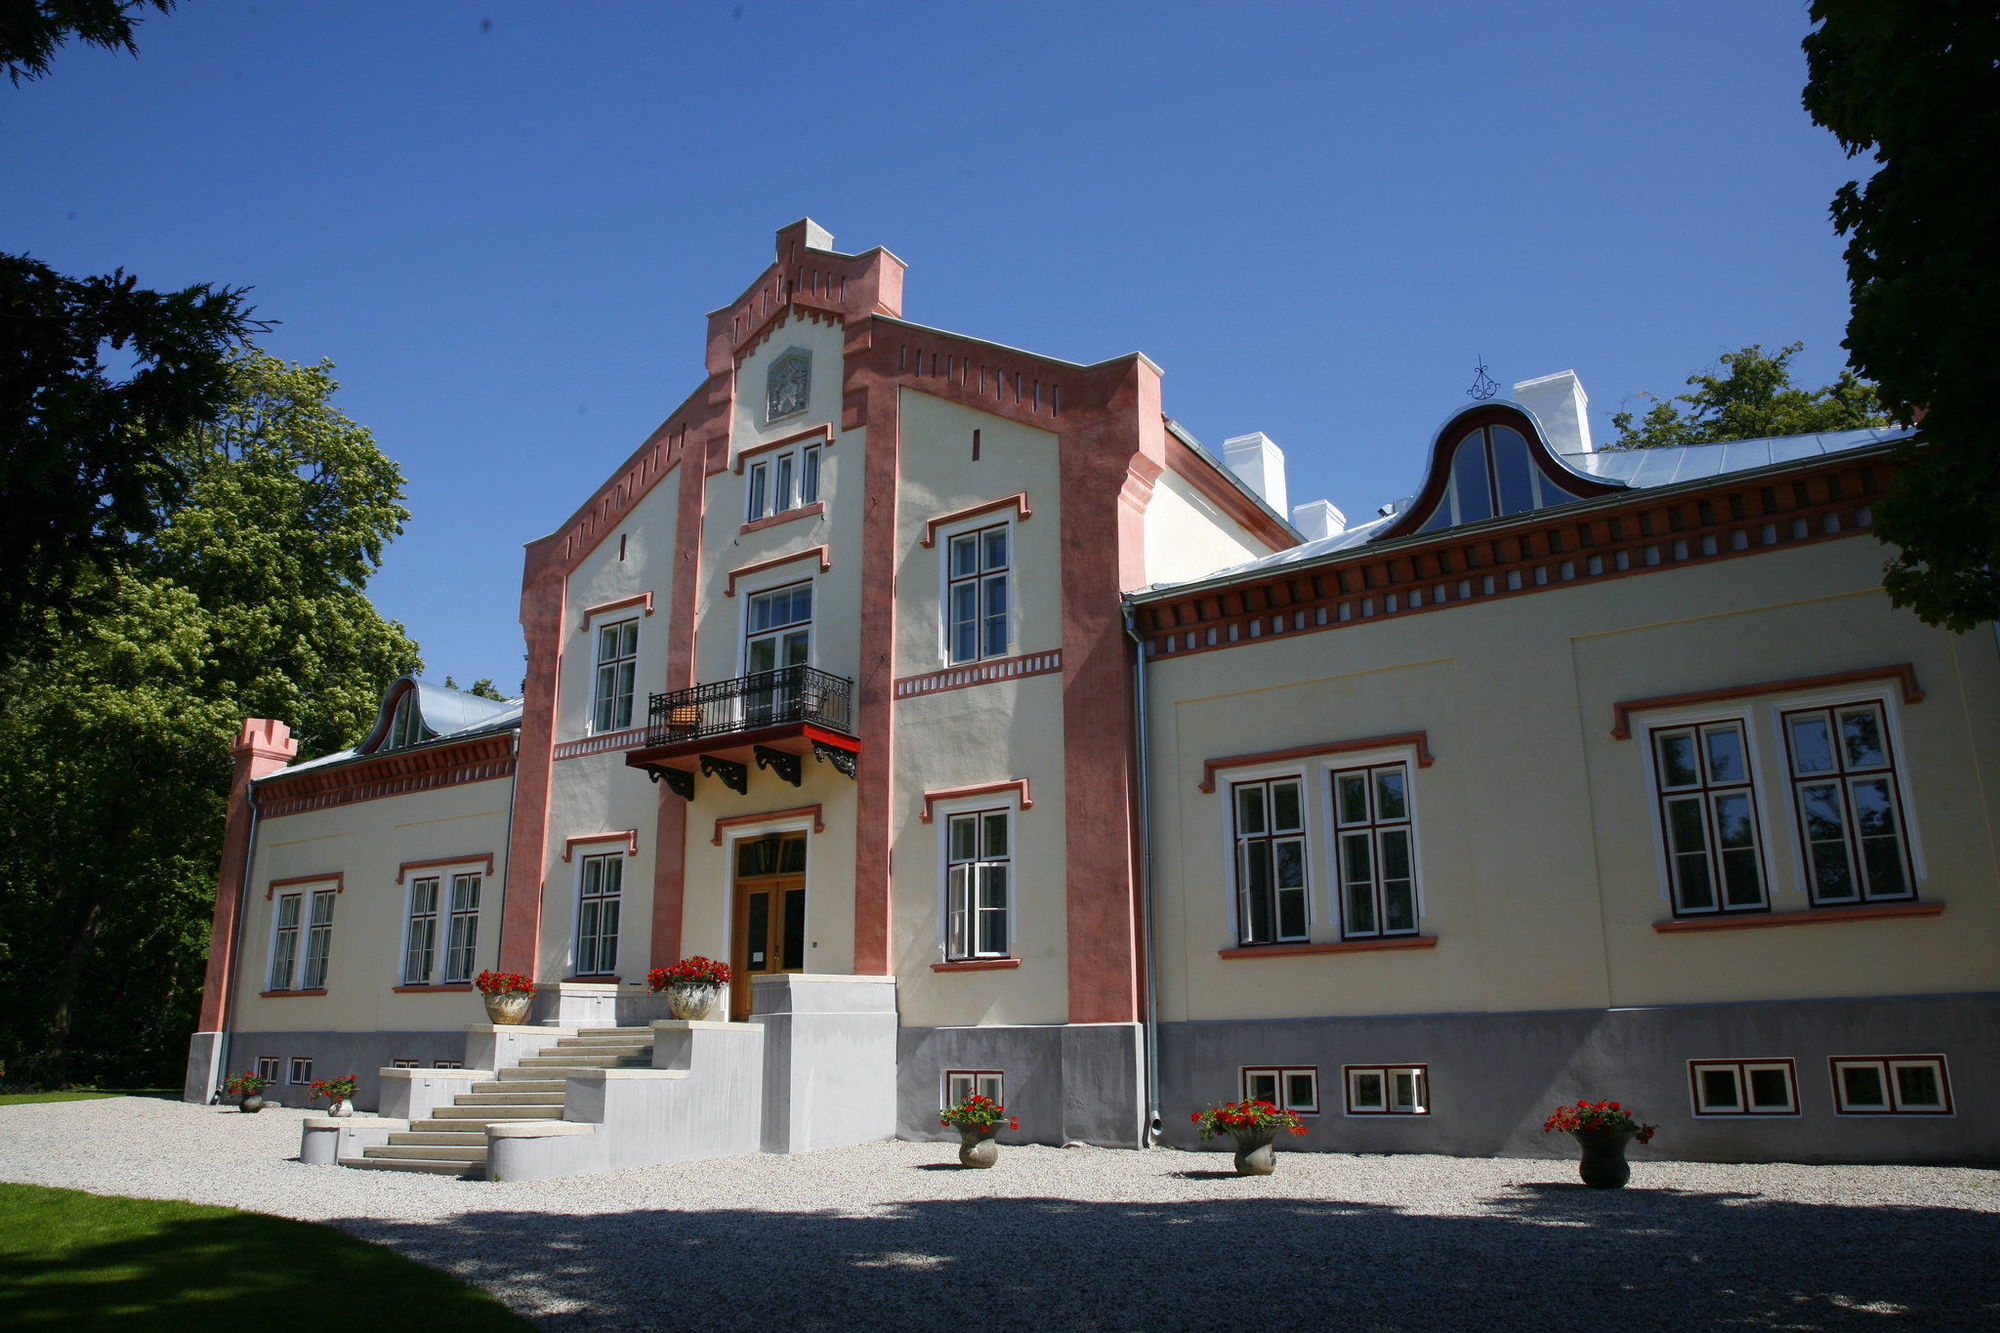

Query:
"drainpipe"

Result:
[[216, 779, 262, 1100], [1123, 600, 1162, 1147]]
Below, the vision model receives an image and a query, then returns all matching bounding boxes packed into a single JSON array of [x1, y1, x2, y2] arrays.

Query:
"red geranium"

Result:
[[474, 969, 536, 996], [1192, 1098, 1309, 1140], [649, 956, 732, 989], [1542, 1099, 1657, 1144]]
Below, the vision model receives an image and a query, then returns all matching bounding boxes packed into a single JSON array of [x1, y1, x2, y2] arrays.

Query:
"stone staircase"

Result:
[[339, 1027, 654, 1177]]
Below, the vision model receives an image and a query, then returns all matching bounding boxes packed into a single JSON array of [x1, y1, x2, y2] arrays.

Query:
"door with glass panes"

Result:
[[744, 583, 811, 727], [730, 832, 806, 1019]]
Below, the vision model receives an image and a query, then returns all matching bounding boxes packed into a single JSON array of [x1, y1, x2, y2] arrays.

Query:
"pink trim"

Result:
[[894, 651, 1062, 699], [256, 734, 517, 817], [711, 804, 825, 846], [920, 493, 1033, 548], [1219, 937, 1439, 959], [849, 327, 901, 976], [198, 719, 297, 1032], [1653, 902, 1943, 933], [552, 727, 649, 761], [265, 872, 344, 901], [920, 780, 1033, 824], [562, 830, 639, 862], [391, 984, 475, 994], [724, 546, 831, 597], [576, 591, 654, 633], [1611, 664, 1924, 739], [395, 854, 495, 885], [733, 422, 834, 474], [740, 501, 824, 535], [258, 988, 328, 998], [931, 958, 1022, 972], [1199, 732, 1435, 793]]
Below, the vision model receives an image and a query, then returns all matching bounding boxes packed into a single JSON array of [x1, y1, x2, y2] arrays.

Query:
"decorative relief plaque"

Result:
[[767, 350, 810, 422]]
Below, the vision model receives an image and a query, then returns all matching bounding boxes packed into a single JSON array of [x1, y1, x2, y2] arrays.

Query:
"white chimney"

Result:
[[1511, 370, 1594, 455], [1222, 432, 1288, 514], [1290, 499, 1347, 542]]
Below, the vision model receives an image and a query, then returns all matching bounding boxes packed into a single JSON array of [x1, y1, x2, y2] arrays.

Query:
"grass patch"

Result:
[[0, 1089, 174, 1107], [0, 1183, 533, 1330]]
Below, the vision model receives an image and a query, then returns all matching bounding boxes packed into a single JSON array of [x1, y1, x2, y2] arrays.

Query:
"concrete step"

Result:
[[561, 1032, 654, 1045], [516, 1053, 648, 1069], [366, 1144, 488, 1164], [576, 1026, 652, 1037], [338, 1155, 480, 1177], [390, 1131, 484, 1147], [545, 1041, 651, 1057], [431, 1105, 565, 1122], [471, 1079, 565, 1095], [457, 1091, 570, 1106]]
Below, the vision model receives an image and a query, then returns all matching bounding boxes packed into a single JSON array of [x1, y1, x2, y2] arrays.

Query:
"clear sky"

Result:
[[4, 1, 1866, 695]]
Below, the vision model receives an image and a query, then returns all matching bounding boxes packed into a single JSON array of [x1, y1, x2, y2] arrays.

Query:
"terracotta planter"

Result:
[[1231, 1128, 1277, 1176], [664, 982, 720, 1021], [957, 1124, 1000, 1168], [1570, 1128, 1635, 1188], [483, 992, 532, 1025], [239, 1093, 267, 1113]]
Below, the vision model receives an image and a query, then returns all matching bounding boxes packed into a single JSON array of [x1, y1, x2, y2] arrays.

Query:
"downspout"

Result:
[[493, 725, 523, 969], [215, 778, 262, 1101], [1123, 600, 1162, 1146]]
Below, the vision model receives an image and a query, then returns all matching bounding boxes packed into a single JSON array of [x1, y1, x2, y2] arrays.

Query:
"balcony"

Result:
[[623, 666, 859, 798]]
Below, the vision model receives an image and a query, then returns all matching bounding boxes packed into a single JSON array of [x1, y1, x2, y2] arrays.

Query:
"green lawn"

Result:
[[0, 1183, 534, 1330], [0, 1089, 173, 1107]]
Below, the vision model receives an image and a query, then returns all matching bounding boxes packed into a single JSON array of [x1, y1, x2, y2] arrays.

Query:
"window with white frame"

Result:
[[575, 852, 622, 976], [402, 877, 439, 985], [1331, 762, 1417, 938], [1345, 1064, 1428, 1115], [1831, 1055, 1952, 1115], [1242, 1066, 1319, 1114], [744, 581, 813, 725], [256, 1056, 280, 1083], [945, 522, 1011, 664], [391, 1059, 421, 1069], [401, 871, 481, 986], [746, 441, 823, 521], [944, 1069, 1004, 1109], [944, 807, 1011, 960], [1689, 1059, 1799, 1115], [591, 618, 639, 733], [1231, 777, 1308, 946], [1782, 702, 1915, 905], [300, 889, 336, 989], [1649, 719, 1769, 916], [268, 893, 303, 990], [433, 1059, 463, 1070], [288, 1057, 313, 1085], [443, 873, 481, 984]]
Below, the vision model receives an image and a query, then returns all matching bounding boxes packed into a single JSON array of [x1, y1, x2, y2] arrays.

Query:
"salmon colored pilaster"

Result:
[[196, 719, 297, 1031], [499, 569, 566, 975], [849, 316, 899, 975]]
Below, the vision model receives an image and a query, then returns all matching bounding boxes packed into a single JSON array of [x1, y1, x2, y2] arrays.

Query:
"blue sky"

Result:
[[4, 1, 1864, 694]]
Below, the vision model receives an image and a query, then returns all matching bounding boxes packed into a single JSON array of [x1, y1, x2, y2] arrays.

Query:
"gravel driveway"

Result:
[[2, 1096, 1996, 1330]]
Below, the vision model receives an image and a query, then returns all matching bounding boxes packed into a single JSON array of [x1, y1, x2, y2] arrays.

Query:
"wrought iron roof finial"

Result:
[[1467, 356, 1499, 402]]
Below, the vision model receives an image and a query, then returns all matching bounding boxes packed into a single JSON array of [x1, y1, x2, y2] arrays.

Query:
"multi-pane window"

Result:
[[300, 890, 336, 990], [402, 877, 440, 985], [591, 619, 639, 733], [268, 893, 302, 990], [1831, 1056, 1952, 1115], [1331, 762, 1417, 938], [391, 1058, 421, 1069], [386, 690, 428, 748], [1414, 424, 1588, 532], [576, 853, 623, 976], [945, 808, 1010, 959], [1232, 777, 1308, 946], [402, 872, 480, 985], [1783, 702, 1913, 905], [946, 523, 1010, 664], [289, 1057, 313, 1085], [1243, 1067, 1319, 1114], [433, 1059, 463, 1070], [1689, 1059, 1799, 1115], [1651, 720, 1768, 915], [745, 582, 812, 724], [256, 1056, 280, 1083], [443, 874, 481, 984], [746, 442, 822, 521], [1346, 1065, 1428, 1115], [944, 1070, 1004, 1108]]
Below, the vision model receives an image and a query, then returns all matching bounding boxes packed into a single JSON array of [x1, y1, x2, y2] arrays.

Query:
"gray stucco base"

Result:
[[898, 1022, 1143, 1148], [1158, 992, 2000, 1164], [184, 1030, 470, 1111]]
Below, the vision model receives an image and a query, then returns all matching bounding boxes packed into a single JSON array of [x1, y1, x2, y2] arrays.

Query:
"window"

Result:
[[443, 874, 481, 984], [945, 522, 1011, 664], [1689, 1059, 1799, 1115], [1242, 1067, 1319, 1114], [1345, 1065, 1428, 1115], [433, 1059, 463, 1070], [745, 582, 812, 724], [1415, 424, 1587, 532], [300, 890, 336, 990], [289, 1057, 313, 1085], [746, 442, 823, 521], [402, 877, 439, 985], [575, 852, 623, 976], [391, 1059, 421, 1069], [1331, 762, 1417, 938], [402, 872, 480, 985], [591, 618, 639, 733], [256, 1056, 280, 1083], [386, 689, 429, 748], [1831, 1056, 1952, 1115], [1231, 777, 1308, 946], [268, 893, 302, 990], [944, 808, 1011, 959], [1649, 719, 1768, 915], [1783, 702, 1914, 905], [944, 1070, 1004, 1108]]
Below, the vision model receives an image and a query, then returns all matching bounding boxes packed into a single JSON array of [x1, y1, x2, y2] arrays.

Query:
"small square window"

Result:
[[1831, 1056, 1951, 1115], [1689, 1059, 1798, 1115], [256, 1057, 280, 1083], [288, 1057, 313, 1085], [944, 1069, 1004, 1108], [1344, 1064, 1427, 1115], [391, 1059, 420, 1069], [1240, 1066, 1318, 1114], [433, 1059, 463, 1070]]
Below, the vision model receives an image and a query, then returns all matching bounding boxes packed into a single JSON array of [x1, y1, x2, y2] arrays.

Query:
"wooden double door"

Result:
[[731, 832, 806, 1020]]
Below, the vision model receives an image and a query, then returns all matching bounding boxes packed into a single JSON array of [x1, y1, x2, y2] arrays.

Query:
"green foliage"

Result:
[[1607, 343, 1887, 451], [0, 352, 420, 1087], [1804, 3, 2000, 631], [443, 676, 509, 702], [0, 0, 173, 84]]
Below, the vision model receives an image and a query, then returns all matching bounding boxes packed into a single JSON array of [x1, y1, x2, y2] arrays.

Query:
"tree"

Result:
[[0, 0, 172, 83], [1804, 3, 2000, 631], [1608, 343, 1887, 451], [442, 677, 509, 701], [0, 351, 421, 1086]]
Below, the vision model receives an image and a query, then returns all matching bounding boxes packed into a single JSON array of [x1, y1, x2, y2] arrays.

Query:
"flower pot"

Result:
[[239, 1094, 266, 1113], [1230, 1128, 1278, 1176], [957, 1124, 1000, 1169], [483, 992, 532, 1025], [1570, 1128, 1635, 1188], [665, 982, 720, 1021], [325, 1097, 354, 1118]]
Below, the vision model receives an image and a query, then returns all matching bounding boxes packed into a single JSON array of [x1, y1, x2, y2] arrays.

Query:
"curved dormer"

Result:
[[1377, 402, 1625, 542], [355, 677, 517, 755]]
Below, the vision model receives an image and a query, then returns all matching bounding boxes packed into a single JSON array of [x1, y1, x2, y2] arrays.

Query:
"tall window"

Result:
[[1331, 762, 1417, 938], [576, 853, 623, 976], [945, 808, 1010, 959], [386, 690, 429, 748], [1783, 702, 1913, 905], [300, 890, 336, 990], [592, 619, 639, 733], [1415, 424, 1587, 532], [747, 442, 822, 521], [946, 523, 1011, 664], [745, 582, 812, 725], [401, 872, 481, 985], [268, 893, 302, 990], [1650, 720, 1768, 915], [402, 877, 440, 985], [443, 874, 481, 984], [1232, 777, 1308, 945]]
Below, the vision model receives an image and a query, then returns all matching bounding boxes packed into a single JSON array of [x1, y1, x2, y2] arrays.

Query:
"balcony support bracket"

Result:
[[643, 764, 695, 801], [754, 745, 802, 788], [700, 754, 749, 796], [811, 738, 859, 780]]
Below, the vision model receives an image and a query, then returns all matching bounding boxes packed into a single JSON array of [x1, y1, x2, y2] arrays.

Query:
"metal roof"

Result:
[[261, 679, 523, 780]]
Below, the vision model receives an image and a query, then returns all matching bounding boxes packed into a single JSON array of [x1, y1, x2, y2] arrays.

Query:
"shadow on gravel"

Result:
[[334, 1185, 2000, 1331]]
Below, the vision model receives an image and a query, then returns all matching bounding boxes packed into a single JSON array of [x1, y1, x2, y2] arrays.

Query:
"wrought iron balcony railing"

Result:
[[645, 666, 853, 746]]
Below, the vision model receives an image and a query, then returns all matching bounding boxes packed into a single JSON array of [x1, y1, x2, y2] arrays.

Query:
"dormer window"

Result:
[[1380, 405, 1620, 542], [385, 690, 431, 749]]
